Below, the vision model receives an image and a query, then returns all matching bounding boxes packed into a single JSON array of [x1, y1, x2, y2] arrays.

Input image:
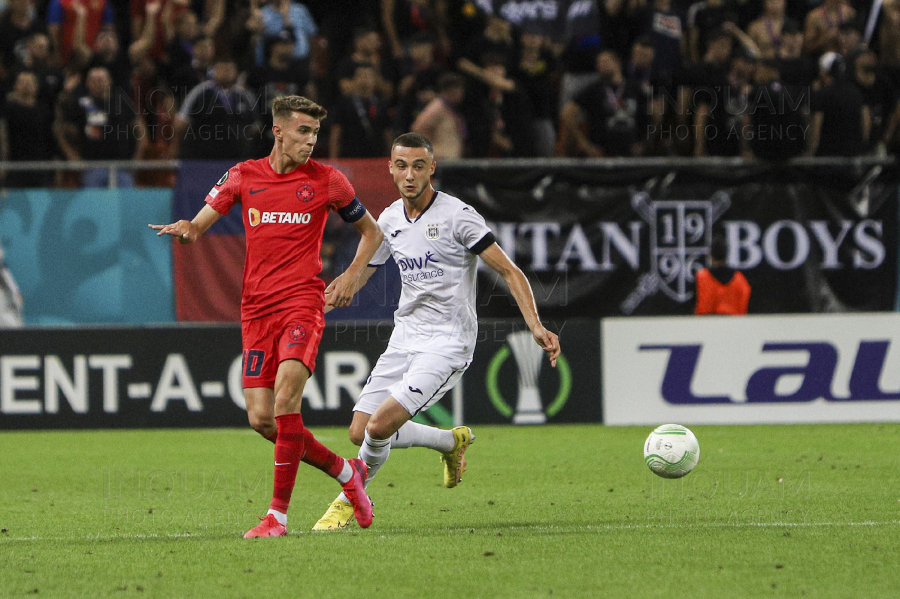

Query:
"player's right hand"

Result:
[[149, 220, 195, 244], [324, 272, 358, 309]]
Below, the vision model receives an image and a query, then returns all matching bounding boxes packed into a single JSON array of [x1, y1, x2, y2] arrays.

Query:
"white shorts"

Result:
[[354, 346, 470, 417]]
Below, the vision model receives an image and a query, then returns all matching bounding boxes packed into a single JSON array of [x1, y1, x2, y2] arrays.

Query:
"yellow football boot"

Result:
[[312, 499, 355, 531], [440, 426, 475, 488]]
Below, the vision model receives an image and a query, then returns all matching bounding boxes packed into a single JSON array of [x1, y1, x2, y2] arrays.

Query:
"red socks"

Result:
[[269, 413, 306, 514], [301, 428, 344, 478], [268, 414, 345, 514]]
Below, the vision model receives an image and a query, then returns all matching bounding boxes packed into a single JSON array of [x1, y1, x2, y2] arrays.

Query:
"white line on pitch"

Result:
[[510, 520, 900, 532], [4, 520, 899, 542]]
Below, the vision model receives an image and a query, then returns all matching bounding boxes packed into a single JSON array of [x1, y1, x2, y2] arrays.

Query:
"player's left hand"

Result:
[[532, 325, 560, 368], [324, 273, 356, 309]]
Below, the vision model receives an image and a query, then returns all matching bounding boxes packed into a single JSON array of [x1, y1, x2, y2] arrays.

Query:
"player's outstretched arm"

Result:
[[325, 266, 379, 313], [479, 242, 561, 367], [148, 204, 222, 245], [325, 211, 384, 309]]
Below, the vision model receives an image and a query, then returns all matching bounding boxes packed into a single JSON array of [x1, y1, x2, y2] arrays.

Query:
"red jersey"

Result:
[[130, 0, 186, 61], [205, 157, 359, 320], [49, 0, 112, 63], [695, 267, 751, 315]]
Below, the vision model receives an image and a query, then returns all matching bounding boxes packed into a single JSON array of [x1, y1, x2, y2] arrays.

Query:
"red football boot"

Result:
[[243, 514, 286, 538], [340, 459, 373, 528]]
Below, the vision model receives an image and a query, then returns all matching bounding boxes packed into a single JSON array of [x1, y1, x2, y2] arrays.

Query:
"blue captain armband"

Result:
[[338, 197, 367, 223]]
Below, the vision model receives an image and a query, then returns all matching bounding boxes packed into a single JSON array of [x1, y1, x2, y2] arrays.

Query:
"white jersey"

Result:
[[370, 190, 495, 360]]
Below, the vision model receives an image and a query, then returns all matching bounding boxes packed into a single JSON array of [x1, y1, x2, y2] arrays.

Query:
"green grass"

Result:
[[1, 424, 899, 598]]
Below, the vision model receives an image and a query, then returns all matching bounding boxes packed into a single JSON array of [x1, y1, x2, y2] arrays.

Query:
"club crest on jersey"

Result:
[[288, 324, 307, 343], [216, 171, 228, 186], [296, 183, 315, 203], [426, 224, 440, 240]]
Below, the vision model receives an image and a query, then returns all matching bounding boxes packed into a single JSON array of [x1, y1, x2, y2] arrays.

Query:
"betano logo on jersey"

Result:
[[247, 208, 313, 227]]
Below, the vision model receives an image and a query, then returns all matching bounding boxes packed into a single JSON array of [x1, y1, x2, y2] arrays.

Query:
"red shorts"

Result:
[[241, 306, 325, 388]]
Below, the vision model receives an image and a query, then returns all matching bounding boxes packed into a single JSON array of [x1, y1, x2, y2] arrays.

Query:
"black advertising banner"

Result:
[[436, 161, 900, 317], [461, 319, 601, 425], [0, 325, 387, 430], [0, 320, 601, 429]]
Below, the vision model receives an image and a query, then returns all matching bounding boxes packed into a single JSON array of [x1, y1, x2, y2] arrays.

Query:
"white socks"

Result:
[[266, 509, 287, 526], [335, 458, 353, 484], [392, 421, 455, 453], [335, 424, 455, 504], [359, 430, 391, 486], [337, 430, 390, 504]]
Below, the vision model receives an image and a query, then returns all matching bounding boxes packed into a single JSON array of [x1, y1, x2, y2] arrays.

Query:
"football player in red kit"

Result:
[[150, 95, 383, 537]]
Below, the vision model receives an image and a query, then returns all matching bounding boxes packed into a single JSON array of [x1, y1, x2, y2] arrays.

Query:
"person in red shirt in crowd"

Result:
[[150, 95, 383, 538], [130, 0, 185, 62], [695, 234, 751, 315], [47, 0, 114, 65]]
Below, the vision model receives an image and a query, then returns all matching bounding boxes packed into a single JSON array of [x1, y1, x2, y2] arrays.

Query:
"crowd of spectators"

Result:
[[1, 0, 899, 188]]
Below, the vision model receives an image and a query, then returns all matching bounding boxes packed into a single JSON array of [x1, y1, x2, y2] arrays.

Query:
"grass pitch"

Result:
[[1, 423, 898, 598]]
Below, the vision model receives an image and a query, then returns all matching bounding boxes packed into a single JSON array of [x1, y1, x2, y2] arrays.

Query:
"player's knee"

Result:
[[348, 423, 365, 446], [365, 418, 392, 441], [273, 388, 302, 414], [247, 410, 275, 438]]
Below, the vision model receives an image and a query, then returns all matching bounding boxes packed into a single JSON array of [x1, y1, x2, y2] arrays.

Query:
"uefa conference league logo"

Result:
[[486, 331, 571, 424]]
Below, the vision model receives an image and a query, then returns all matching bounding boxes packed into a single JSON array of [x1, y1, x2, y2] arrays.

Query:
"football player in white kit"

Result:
[[314, 133, 560, 530]]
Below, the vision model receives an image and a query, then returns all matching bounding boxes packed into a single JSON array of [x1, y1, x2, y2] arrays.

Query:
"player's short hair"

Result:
[[272, 95, 328, 122], [392, 132, 434, 155]]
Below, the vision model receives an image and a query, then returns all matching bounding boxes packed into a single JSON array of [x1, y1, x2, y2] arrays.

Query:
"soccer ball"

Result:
[[643, 424, 700, 479]]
